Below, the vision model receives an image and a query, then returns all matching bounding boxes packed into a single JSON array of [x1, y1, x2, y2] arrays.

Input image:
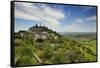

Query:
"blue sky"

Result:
[[15, 2, 97, 32]]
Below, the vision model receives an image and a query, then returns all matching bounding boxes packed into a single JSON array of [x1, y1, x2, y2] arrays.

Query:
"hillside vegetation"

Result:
[[14, 31, 97, 66]]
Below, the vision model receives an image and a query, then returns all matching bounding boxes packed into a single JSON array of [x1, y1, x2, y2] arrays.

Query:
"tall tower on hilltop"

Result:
[[36, 24, 38, 27]]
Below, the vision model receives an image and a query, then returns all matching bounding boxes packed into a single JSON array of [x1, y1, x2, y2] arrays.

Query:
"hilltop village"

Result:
[[15, 24, 61, 43]]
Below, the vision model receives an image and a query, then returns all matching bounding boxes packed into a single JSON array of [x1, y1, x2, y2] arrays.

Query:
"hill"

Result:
[[14, 25, 97, 66]]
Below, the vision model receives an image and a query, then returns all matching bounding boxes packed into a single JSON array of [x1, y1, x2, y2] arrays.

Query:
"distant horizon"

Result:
[[15, 29, 96, 33], [15, 30, 96, 33], [15, 23, 96, 33], [15, 2, 97, 33]]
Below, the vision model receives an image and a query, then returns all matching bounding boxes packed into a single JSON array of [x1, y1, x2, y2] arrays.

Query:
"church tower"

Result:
[[36, 24, 38, 27]]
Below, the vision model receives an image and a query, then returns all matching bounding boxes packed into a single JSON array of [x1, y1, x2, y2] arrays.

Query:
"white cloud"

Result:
[[85, 16, 96, 21], [76, 19, 83, 23], [65, 17, 96, 32], [15, 2, 65, 26], [65, 21, 83, 32], [15, 2, 96, 32]]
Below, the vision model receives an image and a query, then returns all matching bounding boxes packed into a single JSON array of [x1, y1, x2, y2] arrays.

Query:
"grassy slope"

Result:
[[14, 33, 97, 66]]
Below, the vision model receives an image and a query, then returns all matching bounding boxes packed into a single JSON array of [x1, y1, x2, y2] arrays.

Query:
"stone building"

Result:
[[28, 24, 49, 40]]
